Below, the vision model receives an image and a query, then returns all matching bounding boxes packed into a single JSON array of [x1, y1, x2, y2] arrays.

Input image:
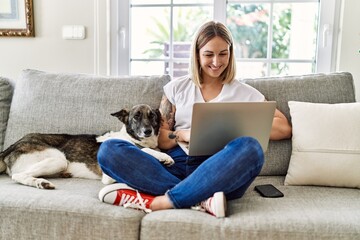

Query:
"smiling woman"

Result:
[[0, 0, 34, 37]]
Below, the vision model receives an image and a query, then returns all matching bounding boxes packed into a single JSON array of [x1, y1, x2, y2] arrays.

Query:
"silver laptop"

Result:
[[178, 101, 276, 156]]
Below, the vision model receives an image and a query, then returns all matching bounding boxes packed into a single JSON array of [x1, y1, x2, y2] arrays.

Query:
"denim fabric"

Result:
[[97, 136, 264, 208]]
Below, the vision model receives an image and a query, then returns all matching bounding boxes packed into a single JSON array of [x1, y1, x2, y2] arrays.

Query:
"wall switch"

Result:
[[62, 25, 86, 40]]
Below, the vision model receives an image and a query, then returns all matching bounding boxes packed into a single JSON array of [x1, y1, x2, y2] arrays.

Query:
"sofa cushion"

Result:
[[0, 175, 145, 240], [140, 176, 360, 240], [1, 175, 360, 240], [0, 77, 13, 151], [285, 101, 360, 188], [4, 69, 170, 148], [243, 72, 356, 175]]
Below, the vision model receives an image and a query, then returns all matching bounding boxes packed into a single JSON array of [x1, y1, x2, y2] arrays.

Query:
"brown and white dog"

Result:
[[0, 104, 174, 189]]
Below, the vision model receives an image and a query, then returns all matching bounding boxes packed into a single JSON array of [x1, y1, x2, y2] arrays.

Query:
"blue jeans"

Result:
[[97, 136, 264, 208]]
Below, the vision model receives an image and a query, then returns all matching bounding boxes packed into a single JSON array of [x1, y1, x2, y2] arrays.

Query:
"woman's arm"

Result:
[[158, 94, 191, 149], [270, 108, 292, 140], [158, 95, 178, 150]]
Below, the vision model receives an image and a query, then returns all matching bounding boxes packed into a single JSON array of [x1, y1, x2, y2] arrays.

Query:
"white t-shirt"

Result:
[[163, 76, 265, 130]]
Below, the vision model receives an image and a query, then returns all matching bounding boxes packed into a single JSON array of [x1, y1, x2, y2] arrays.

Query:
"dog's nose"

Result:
[[144, 129, 152, 137]]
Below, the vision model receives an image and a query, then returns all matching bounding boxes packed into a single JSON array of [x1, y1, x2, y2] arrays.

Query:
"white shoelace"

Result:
[[191, 204, 206, 212], [191, 198, 213, 214], [121, 191, 152, 213]]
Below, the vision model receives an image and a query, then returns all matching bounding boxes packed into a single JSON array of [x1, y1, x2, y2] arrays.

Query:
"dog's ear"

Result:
[[111, 109, 129, 124], [154, 109, 162, 122]]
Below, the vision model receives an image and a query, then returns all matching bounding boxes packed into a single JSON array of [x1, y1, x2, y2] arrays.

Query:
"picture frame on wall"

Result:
[[0, 0, 34, 37]]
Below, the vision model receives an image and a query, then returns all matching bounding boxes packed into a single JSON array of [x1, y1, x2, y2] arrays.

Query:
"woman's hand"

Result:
[[172, 129, 191, 143]]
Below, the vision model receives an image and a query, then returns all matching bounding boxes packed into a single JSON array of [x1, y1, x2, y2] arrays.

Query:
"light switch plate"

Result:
[[62, 25, 86, 40]]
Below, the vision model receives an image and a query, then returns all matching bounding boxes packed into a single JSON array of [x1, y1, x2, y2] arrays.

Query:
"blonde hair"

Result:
[[190, 21, 236, 87]]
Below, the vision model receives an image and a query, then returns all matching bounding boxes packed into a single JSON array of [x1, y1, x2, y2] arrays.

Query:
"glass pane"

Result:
[[272, 3, 319, 60], [131, 7, 170, 59], [173, 6, 212, 44], [131, 61, 166, 76], [227, 3, 269, 59], [271, 62, 315, 76], [171, 6, 212, 59], [236, 62, 267, 78], [170, 61, 190, 78]]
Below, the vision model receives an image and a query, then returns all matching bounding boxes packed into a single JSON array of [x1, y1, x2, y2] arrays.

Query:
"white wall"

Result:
[[0, 0, 359, 102], [0, 0, 107, 80], [337, 0, 360, 101]]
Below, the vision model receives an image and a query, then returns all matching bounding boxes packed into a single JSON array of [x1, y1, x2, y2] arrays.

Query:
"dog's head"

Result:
[[111, 104, 162, 140]]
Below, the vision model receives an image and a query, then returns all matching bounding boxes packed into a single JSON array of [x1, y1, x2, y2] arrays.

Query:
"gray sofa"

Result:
[[0, 69, 359, 240]]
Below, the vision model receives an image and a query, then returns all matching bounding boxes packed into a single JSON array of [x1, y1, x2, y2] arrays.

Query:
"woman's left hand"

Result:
[[174, 129, 191, 143]]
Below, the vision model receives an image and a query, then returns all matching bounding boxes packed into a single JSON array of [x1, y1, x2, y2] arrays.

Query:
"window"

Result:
[[109, 0, 341, 78]]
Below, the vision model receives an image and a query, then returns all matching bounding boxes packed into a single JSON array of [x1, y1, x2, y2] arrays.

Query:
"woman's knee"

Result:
[[232, 136, 265, 168], [246, 136, 265, 171]]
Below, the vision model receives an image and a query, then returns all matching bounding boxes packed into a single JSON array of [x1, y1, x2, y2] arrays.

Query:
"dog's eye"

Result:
[[149, 111, 155, 119], [134, 112, 141, 119]]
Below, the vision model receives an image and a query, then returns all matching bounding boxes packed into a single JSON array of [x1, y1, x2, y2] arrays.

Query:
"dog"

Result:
[[0, 104, 174, 189]]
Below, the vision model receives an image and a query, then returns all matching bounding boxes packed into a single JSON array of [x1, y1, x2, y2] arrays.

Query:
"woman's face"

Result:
[[198, 36, 230, 81]]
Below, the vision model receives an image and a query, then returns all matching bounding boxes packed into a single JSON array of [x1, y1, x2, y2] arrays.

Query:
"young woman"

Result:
[[97, 21, 292, 217]]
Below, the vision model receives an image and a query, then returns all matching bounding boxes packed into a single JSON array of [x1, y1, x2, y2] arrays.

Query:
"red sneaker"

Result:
[[99, 183, 155, 213], [192, 192, 226, 218]]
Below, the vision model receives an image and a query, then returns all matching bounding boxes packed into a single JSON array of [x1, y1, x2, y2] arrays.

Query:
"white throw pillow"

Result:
[[285, 101, 360, 188]]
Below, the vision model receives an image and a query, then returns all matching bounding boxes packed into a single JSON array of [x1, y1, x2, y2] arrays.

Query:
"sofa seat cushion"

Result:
[[140, 176, 360, 240], [4, 69, 170, 148], [0, 175, 145, 240]]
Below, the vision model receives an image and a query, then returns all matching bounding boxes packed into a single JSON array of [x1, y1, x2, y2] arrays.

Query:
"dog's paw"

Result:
[[157, 153, 175, 166], [141, 148, 175, 166], [35, 178, 55, 189], [12, 173, 55, 189]]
